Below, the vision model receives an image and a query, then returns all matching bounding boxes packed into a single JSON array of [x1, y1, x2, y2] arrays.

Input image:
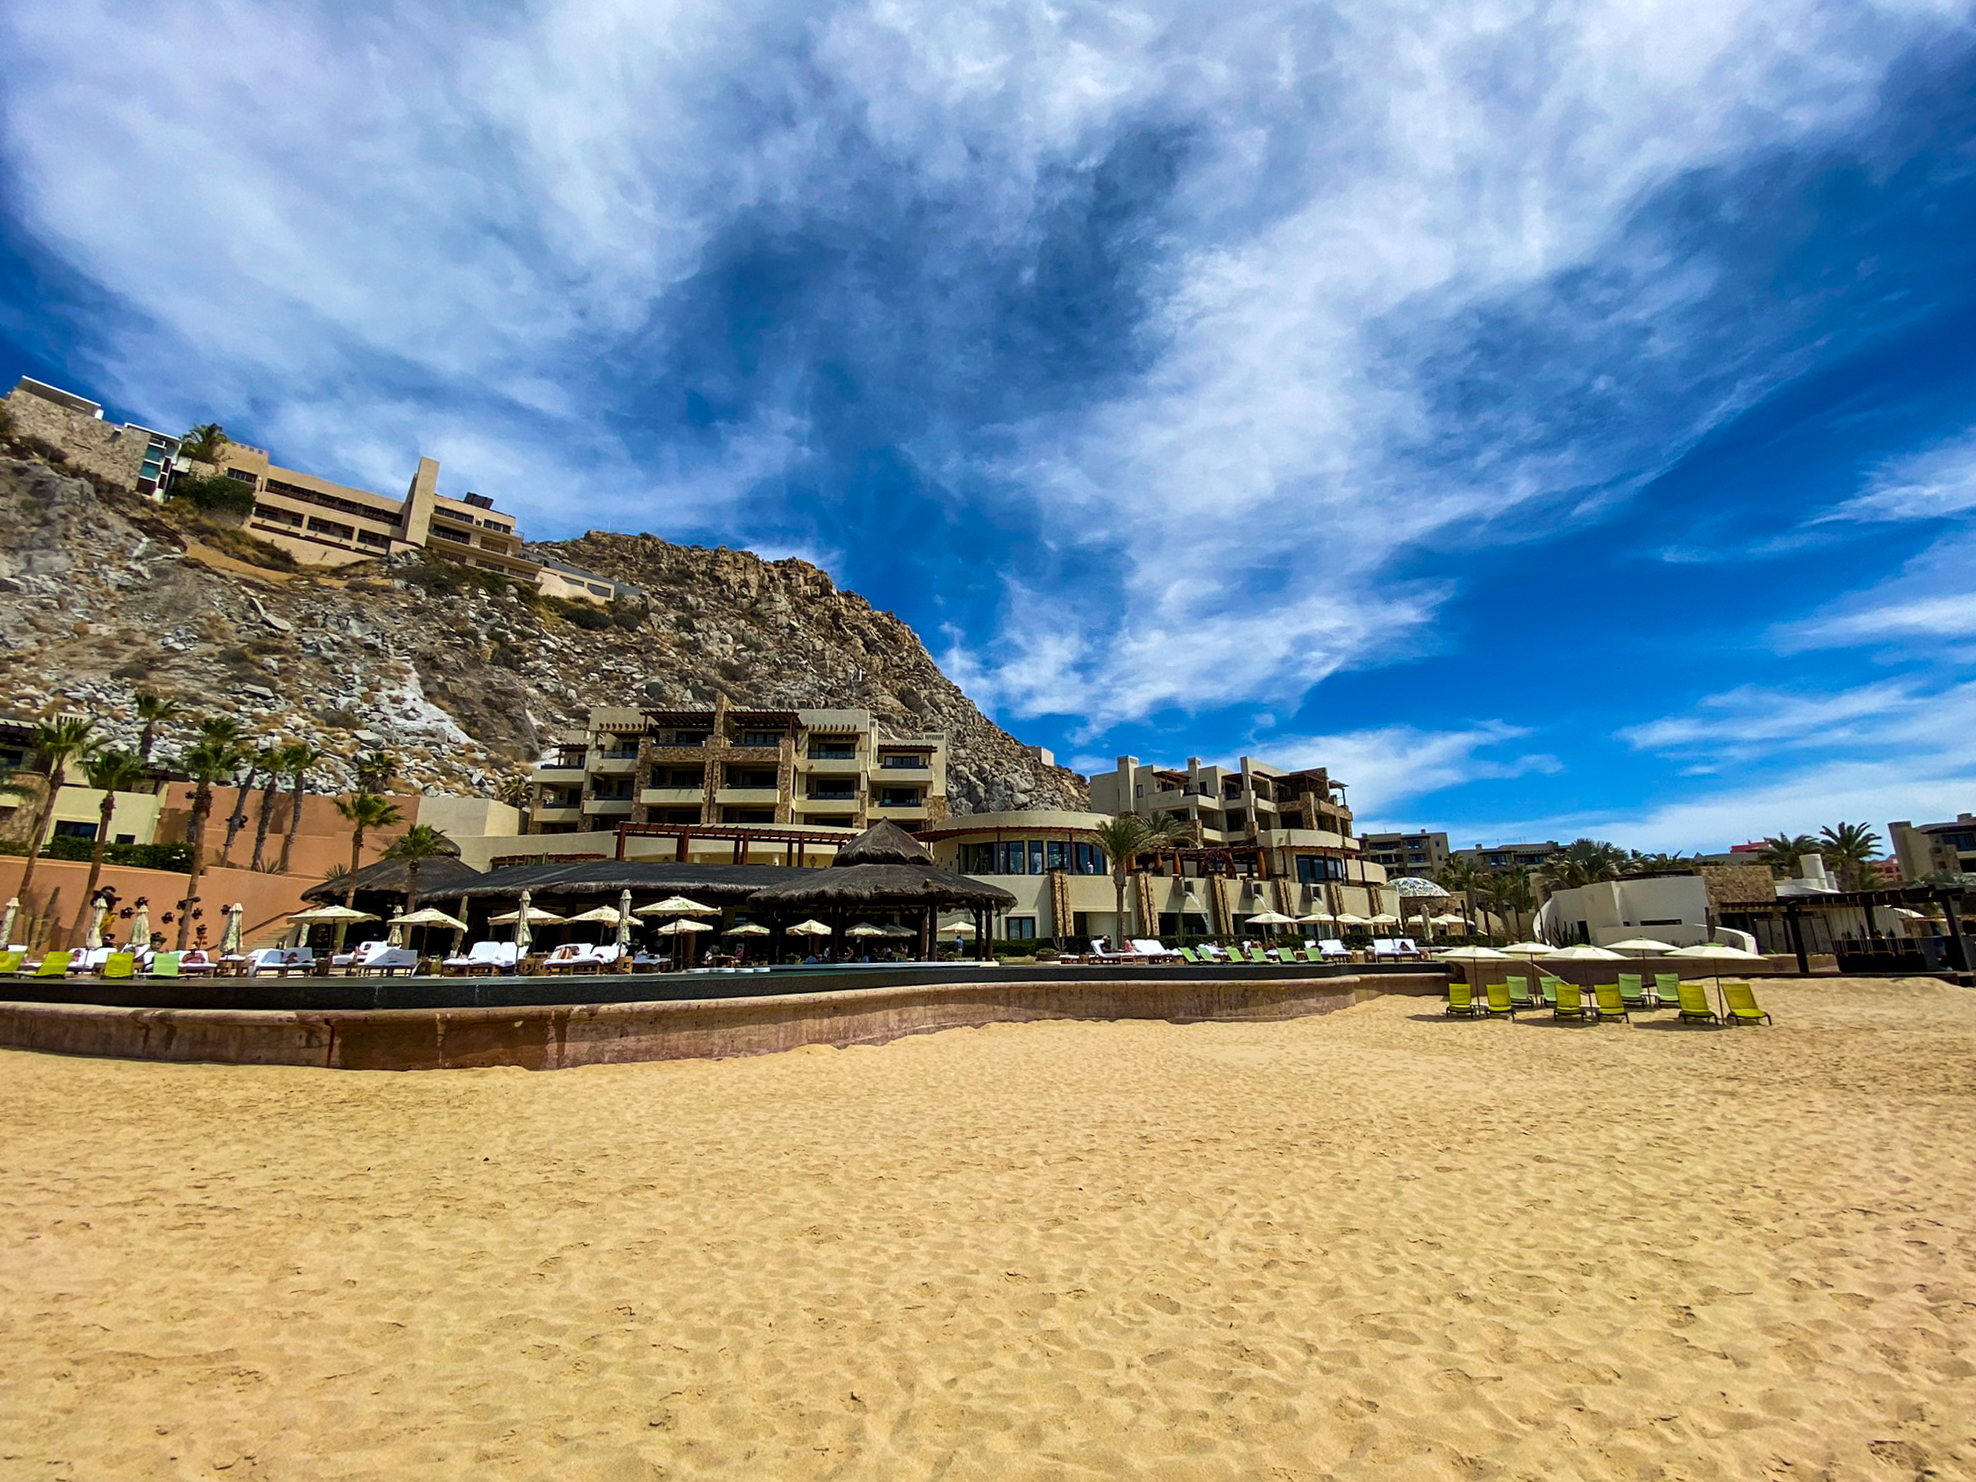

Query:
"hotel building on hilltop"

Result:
[[529, 696, 948, 842]]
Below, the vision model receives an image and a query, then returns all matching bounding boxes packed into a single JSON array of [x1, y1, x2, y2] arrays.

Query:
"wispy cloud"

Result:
[[1776, 528, 1976, 650], [1261, 721, 1561, 823], [1819, 428, 1976, 524]]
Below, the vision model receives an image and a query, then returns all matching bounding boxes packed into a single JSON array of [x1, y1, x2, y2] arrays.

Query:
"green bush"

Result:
[[3, 836, 192, 871], [170, 472, 258, 519]]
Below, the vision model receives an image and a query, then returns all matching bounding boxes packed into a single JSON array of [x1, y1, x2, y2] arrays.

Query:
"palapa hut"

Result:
[[746, 821, 1015, 960], [302, 852, 483, 922]]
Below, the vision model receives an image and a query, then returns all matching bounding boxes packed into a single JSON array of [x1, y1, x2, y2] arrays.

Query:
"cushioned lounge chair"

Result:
[[1675, 980, 1718, 1025], [1506, 975, 1533, 1009], [1318, 939, 1351, 961], [1722, 980, 1772, 1025], [1483, 981, 1516, 1018], [101, 951, 136, 980], [147, 952, 182, 979], [1653, 972, 1679, 1007], [1446, 981, 1480, 1017], [1540, 976, 1562, 1006], [1593, 982, 1630, 1023], [30, 950, 72, 978], [1617, 974, 1647, 1009], [0, 949, 24, 976], [1553, 981, 1592, 1023]]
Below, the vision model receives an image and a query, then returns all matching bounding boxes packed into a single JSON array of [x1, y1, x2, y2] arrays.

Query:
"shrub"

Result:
[[12, 836, 194, 871], [170, 472, 258, 520]]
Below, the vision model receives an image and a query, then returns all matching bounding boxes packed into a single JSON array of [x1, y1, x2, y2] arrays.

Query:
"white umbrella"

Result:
[[635, 895, 718, 917], [1369, 912, 1401, 926], [566, 904, 623, 926], [616, 889, 633, 953], [845, 922, 888, 938], [787, 919, 833, 936], [1245, 910, 1299, 927], [289, 904, 379, 924], [878, 923, 916, 938], [221, 901, 245, 954], [1670, 942, 1770, 1013], [487, 904, 568, 927], [397, 906, 468, 931], [941, 920, 978, 938], [1499, 941, 1558, 956], [1298, 910, 1335, 924], [653, 918, 713, 935], [724, 923, 771, 936], [1334, 912, 1369, 927], [385, 908, 404, 948], [127, 900, 149, 950], [1438, 946, 1510, 960], [1607, 937, 1677, 954], [1430, 913, 1469, 928], [515, 889, 536, 957], [0, 896, 16, 947], [1548, 944, 1624, 960], [85, 897, 109, 951]]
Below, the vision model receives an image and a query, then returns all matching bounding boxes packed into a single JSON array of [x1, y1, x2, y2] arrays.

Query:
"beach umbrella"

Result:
[[487, 902, 567, 927], [723, 923, 771, 936], [1438, 946, 1510, 960], [635, 895, 718, 917], [1499, 941, 1558, 957], [787, 919, 833, 937], [516, 889, 536, 957], [1669, 942, 1769, 1013], [0, 896, 16, 947], [1607, 937, 1677, 955], [289, 904, 379, 925], [1334, 912, 1369, 927], [1430, 912, 1468, 928], [397, 906, 468, 931], [845, 922, 888, 937], [616, 889, 633, 953], [220, 901, 244, 954], [1369, 912, 1401, 926], [385, 908, 404, 948], [127, 900, 149, 950], [653, 918, 713, 934], [878, 923, 916, 937], [1298, 909, 1335, 923], [940, 919, 978, 937], [1547, 944, 1624, 960], [565, 904, 622, 945], [1246, 910, 1299, 927], [84, 897, 108, 951]]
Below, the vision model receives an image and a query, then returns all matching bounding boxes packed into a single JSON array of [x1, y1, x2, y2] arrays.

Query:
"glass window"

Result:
[[1075, 842, 1104, 875], [1045, 841, 1068, 871], [1005, 916, 1036, 940], [964, 843, 996, 874], [998, 840, 1026, 875], [1028, 840, 1045, 875]]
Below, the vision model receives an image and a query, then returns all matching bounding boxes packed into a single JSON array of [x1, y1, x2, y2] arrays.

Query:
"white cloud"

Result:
[[1776, 527, 1976, 651], [1819, 428, 1976, 524], [1616, 679, 1956, 759], [1261, 721, 1561, 822]]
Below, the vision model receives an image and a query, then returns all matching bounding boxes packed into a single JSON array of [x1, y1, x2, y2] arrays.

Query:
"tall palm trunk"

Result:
[[248, 770, 282, 870], [279, 768, 306, 873], [406, 858, 422, 913], [219, 766, 255, 866], [177, 784, 215, 950], [1112, 867, 1129, 947], [67, 790, 121, 946], [16, 763, 69, 905], [345, 826, 367, 908]]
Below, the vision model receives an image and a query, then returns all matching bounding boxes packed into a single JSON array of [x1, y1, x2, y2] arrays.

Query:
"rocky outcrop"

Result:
[[0, 458, 1086, 812]]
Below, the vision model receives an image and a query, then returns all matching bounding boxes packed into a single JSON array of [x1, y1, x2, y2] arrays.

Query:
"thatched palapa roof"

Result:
[[453, 859, 815, 901], [746, 821, 1015, 911], [304, 855, 483, 903]]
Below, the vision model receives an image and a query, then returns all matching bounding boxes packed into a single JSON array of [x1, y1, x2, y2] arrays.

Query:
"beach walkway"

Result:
[[2, 978, 1970, 1479]]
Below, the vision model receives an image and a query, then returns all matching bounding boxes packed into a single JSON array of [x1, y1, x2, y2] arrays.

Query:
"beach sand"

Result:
[[1, 978, 1971, 1480]]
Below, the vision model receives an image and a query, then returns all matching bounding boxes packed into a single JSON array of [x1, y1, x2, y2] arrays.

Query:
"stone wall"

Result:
[[0, 971, 1443, 1071], [1, 388, 149, 491]]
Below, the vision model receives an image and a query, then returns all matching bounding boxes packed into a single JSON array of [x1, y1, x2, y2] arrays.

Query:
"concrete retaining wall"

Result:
[[0, 972, 1438, 1072]]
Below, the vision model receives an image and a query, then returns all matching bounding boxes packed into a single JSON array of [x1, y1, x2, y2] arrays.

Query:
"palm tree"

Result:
[[1435, 857, 1487, 931], [1542, 838, 1627, 891], [277, 743, 322, 874], [68, 749, 148, 945], [218, 748, 265, 867], [382, 823, 453, 913], [494, 772, 532, 831], [354, 749, 398, 793], [15, 716, 99, 904], [334, 793, 404, 907], [175, 738, 240, 949], [1818, 822, 1884, 891], [180, 423, 227, 464], [1482, 866, 1536, 941], [248, 745, 294, 870], [1091, 812, 1192, 944], [134, 692, 181, 764], [1757, 832, 1819, 876]]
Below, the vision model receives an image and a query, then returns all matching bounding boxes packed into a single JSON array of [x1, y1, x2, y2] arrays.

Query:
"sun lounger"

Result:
[[330, 939, 385, 970], [0, 949, 24, 976], [541, 944, 596, 975], [69, 946, 113, 975], [1675, 980, 1718, 1025], [180, 951, 216, 975], [1446, 981, 1480, 1017], [354, 946, 419, 976], [1722, 981, 1772, 1026], [1225, 945, 1253, 963], [1506, 975, 1533, 1009], [442, 941, 515, 976], [1317, 939, 1351, 961], [1652, 972, 1679, 1007], [29, 950, 73, 978], [1483, 981, 1516, 1018], [1177, 946, 1202, 963], [1129, 939, 1181, 961], [1617, 973, 1647, 1009], [247, 947, 316, 977], [101, 950, 136, 980], [591, 943, 625, 971], [1553, 981, 1592, 1023], [147, 951, 182, 979], [1540, 975, 1561, 1006], [1593, 982, 1630, 1023]]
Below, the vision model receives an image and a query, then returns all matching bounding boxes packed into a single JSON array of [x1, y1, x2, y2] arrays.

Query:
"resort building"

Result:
[[1089, 755, 1358, 846], [3, 377, 181, 496], [1361, 830, 1451, 876], [528, 696, 948, 842], [1452, 840, 1563, 873], [1890, 814, 1976, 881]]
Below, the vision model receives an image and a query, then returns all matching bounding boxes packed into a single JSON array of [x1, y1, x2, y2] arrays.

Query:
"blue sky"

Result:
[[3, 0, 1975, 850]]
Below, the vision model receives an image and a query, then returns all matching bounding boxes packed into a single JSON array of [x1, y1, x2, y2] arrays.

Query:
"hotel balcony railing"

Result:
[[532, 805, 583, 824], [586, 755, 639, 775], [715, 787, 781, 806], [531, 764, 585, 782], [583, 796, 635, 815], [640, 786, 705, 807], [798, 756, 864, 775]]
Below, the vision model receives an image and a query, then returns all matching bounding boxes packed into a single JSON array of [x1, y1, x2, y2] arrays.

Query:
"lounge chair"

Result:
[[247, 947, 315, 977], [541, 944, 596, 975], [69, 946, 112, 975], [1483, 981, 1516, 1018], [1177, 946, 1202, 963], [442, 941, 514, 976], [1225, 945, 1253, 963], [354, 946, 419, 976], [1446, 981, 1480, 1017], [147, 952, 182, 979], [179, 950, 216, 976], [1317, 939, 1351, 961], [1540, 975, 1562, 1007], [1674, 980, 1718, 1025], [1506, 975, 1533, 1010], [101, 951, 136, 980], [1652, 972, 1679, 1008], [29, 950, 72, 978], [1722, 981, 1772, 1026], [1371, 938, 1399, 959], [591, 943, 625, 971], [1617, 973, 1647, 1009], [0, 949, 24, 976], [1593, 982, 1630, 1023], [1553, 981, 1592, 1023], [330, 940, 386, 971]]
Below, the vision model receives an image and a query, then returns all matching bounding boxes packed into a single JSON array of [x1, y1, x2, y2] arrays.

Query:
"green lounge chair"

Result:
[[1178, 946, 1201, 963], [1653, 972, 1679, 1007], [102, 951, 136, 980], [1540, 975, 1561, 1006], [1506, 975, 1533, 1009], [1553, 981, 1592, 1023], [1228, 945, 1255, 963], [1722, 981, 1772, 1026], [148, 952, 183, 979], [1483, 981, 1516, 1018], [1446, 982, 1480, 1018], [1674, 980, 1718, 1025], [31, 950, 72, 978], [1617, 973, 1647, 1009], [0, 949, 24, 976], [1593, 982, 1630, 1023]]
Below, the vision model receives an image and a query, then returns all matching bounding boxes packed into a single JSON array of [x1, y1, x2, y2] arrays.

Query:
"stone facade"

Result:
[[1, 382, 154, 491]]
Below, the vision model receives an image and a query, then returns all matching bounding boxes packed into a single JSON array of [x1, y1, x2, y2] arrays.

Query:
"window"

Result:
[[587, 584, 611, 597], [306, 517, 355, 540], [726, 768, 777, 789], [740, 730, 784, 747], [224, 467, 258, 485], [809, 742, 857, 760], [430, 525, 471, 543], [879, 753, 926, 769], [254, 505, 304, 527], [656, 809, 701, 825], [1028, 840, 1045, 875], [665, 768, 705, 788], [1004, 917, 1037, 940], [1295, 855, 1345, 883], [53, 820, 97, 840], [963, 843, 996, 874], [357, 530, 391, 548], [1045, 841, 1068, 871], [114, 833, 136, 846], [724, 808, 775, 823], [997, 840, 1026, 875], [1074, 842, 1104, 876], [809, 785, 856, 801], [879, 788, 921, 809]]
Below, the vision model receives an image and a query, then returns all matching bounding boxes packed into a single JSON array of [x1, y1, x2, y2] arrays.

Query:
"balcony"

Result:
[[874, 763, 933, 780], [532, 763, 585, 783], [640, 786, 704, 807], [870, 803, 930, 822], [715, 787, 781, 807], [587, 754, 639, 775], [800, 756, 864, 775], [532, 805, 582, 825], [804, 790, 859, 804], [583, 796, 635, 816]]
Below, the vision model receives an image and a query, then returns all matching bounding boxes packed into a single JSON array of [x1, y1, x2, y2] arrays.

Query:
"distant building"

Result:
[[1361, 830, 1451, 877], [3, 377, 181, 496], [1453, 840, 1563, 873], [1890, 814, 1976, 880]]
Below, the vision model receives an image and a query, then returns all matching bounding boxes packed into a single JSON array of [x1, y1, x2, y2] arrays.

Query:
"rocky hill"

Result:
[[0, 456, 1087, 812]]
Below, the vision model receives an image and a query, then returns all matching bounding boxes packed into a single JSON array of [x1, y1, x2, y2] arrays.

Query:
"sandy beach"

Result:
[[2, 978, 1971, 1481]]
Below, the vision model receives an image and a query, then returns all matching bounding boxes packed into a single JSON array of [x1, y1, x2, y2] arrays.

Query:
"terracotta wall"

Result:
[[0, 971, 1449, 1071], [154, 783, 415, 880], [0, 855, 317, 950]]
